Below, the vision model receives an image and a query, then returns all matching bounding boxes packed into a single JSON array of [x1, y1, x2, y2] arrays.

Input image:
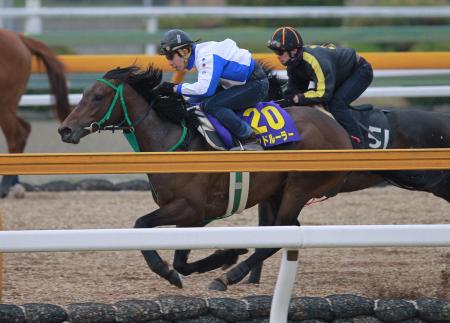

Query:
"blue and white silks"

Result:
[[176, 39, 255, 98]]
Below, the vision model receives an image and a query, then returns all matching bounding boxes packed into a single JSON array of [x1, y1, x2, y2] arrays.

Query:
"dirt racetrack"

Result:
[[1, 186, 449, 305]]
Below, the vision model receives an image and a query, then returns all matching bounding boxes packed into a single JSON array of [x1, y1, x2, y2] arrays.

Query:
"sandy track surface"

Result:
[[1, 186, 449, 305]]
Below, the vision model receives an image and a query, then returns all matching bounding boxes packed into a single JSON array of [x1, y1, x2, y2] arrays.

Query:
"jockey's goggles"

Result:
[[267, 39, 286, 56], [271, 48, 287, 56], [163, 51, 177, 60]]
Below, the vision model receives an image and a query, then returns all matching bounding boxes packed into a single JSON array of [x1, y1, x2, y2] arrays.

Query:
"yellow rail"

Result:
[[31, 52, 450, 73], [0, 149, 449, 175]]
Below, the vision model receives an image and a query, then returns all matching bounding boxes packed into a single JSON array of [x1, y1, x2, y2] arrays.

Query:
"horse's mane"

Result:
[[103, 65, 162, 103], [256, 60, 285, 101], [103, 65, 199, 128]]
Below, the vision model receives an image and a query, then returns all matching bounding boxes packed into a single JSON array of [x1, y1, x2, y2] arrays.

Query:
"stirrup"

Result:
[[230, 140, 263, 151]]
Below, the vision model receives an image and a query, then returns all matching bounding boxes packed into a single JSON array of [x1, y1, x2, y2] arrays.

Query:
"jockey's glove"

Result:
[[156, 81, 176, 96], [281, 94, 296, 107], [282, 93, 303, 107]]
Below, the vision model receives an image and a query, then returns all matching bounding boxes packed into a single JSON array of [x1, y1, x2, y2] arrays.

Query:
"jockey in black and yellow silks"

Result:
[[267, 26, 374, 148]]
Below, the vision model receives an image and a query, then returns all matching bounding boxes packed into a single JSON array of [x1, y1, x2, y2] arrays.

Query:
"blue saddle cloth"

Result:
[[205, 101, 301, 149]]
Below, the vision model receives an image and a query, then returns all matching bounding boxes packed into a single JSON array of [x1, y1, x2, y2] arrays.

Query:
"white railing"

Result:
[[18, 85, 450, 107], [1, 225, 450, 322], [2, 6, 450, 19], [1, 3, 448, 53]]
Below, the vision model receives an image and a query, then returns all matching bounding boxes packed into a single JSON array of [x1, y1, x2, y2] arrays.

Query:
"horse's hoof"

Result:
[[167, 270, 183, 289], [9, 184, 25, 199], [208, 278, 228, 291], [245, 278, 260, 285]]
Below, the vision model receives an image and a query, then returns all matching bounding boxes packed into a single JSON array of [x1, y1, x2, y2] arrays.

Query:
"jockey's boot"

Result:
[[350, 135, 364, 149], [230, 133, 263, 151]]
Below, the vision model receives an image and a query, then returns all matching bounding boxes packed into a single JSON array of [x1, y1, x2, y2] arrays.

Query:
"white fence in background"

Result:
[[1, 225, 450, 322], [1, 2, 449, 53], [2, 5, 450, 19], [18, 85, 450, 107]]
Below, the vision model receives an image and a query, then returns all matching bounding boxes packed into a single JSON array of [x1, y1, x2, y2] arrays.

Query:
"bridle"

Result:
[[86, 78, 187, 152]]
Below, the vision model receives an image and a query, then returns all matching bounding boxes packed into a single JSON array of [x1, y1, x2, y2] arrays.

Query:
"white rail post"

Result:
[[24, 0, 42, 34], [143, 0, 158, 54], [270, 249, 299, 323]]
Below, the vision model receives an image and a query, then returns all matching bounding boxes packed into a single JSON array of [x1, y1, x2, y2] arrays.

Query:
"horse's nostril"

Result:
[[58, 126, 72, 138]]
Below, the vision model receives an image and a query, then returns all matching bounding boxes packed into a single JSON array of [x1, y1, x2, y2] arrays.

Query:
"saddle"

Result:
[[349, 104, 393, 149], [192, 101, 301, 150]]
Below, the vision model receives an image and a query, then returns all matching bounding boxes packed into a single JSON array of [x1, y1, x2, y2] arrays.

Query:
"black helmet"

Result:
[[160, 29, 194, 56], [267, 27, 303, 54]]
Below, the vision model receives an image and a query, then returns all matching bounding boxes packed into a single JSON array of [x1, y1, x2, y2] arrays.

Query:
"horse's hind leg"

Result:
[[209, 172, 345, 291], [173, 248, 248, 276], [429, 173, 450, 203], [0, 115, 31, 197]]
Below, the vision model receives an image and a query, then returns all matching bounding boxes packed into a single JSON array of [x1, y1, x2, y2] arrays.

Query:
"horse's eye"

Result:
[[93, 94, 103, 101]]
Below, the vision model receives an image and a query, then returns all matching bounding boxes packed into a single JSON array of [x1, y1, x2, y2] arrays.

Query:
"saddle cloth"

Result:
[[314, 104, 393, 149], [349, 104, 393, 149], [192, 101, 301, 150]]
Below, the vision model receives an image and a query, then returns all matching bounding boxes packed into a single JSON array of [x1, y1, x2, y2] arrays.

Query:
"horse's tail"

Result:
[[19, 34, 71, 122]]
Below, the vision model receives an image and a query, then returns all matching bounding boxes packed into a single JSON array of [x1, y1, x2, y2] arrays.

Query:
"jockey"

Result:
[[157, 29, 269, 150], [267, 26, 373, 149]]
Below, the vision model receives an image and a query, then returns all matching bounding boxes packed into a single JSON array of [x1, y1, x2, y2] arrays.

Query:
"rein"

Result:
[[89, 78, 188, 152]]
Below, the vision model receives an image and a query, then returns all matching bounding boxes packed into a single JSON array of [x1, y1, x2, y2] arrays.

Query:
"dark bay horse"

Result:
[[58, 65, 352, 291], [263, 69, 450, 203], [0, 28, 70, 198]]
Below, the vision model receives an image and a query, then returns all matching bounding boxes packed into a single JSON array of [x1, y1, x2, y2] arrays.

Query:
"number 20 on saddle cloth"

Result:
[[203, 101, 301, 149]]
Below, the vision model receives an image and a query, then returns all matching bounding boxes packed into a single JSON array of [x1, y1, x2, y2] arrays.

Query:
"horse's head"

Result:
[[58, 65, 162, 144]]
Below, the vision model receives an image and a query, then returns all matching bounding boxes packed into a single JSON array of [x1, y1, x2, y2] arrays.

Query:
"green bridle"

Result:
[[93, 78, 188, 152], [95, 78, 133, 130]]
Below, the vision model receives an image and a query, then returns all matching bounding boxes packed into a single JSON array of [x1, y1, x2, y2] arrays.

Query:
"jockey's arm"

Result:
[[176, 54, 223, 98], [296, 55, 335, 106]]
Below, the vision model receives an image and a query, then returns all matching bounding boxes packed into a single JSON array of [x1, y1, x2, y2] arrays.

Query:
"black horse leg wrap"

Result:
[[195, 249, 236, 273], [226, 261, 250, 285]]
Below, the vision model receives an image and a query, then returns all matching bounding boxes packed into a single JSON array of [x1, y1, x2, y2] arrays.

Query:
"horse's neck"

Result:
[[128, 97, 184, 152]]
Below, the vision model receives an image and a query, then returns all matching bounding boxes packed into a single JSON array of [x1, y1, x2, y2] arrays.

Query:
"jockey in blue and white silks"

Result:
[[157, 29, 269, 150], [176, 39, 255, 97]]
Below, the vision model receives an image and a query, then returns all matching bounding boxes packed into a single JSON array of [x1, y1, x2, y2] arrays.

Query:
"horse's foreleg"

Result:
[[0, 115, 30, 198], [134, 199, 203, 288]]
